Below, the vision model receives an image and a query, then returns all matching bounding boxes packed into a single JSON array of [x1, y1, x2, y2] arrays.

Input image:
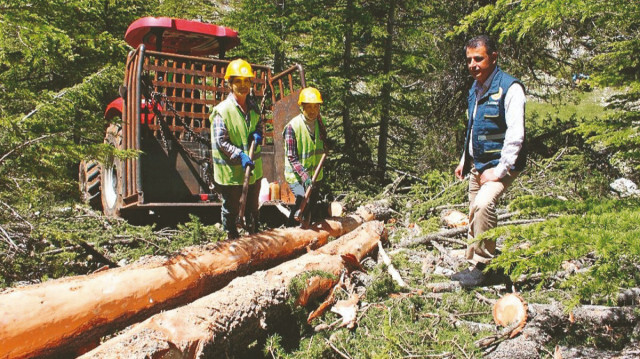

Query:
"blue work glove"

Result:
[[304, 178, 312, 190], [249, 131, 263, 145], [239, 152, 254, 170]]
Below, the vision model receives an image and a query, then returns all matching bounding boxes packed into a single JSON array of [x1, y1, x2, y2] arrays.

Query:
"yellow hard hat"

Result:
[[298, 87, 323, 105], [224, 59, 255, 80]]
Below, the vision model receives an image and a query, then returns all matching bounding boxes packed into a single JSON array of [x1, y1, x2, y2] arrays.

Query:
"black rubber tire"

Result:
[[79, 160, 102, 210], [100, 124, 123, 218]]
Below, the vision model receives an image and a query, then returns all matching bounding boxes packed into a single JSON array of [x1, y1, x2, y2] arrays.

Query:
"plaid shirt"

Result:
[[284, 116, 327, 182], [212, 94, 262, 164]]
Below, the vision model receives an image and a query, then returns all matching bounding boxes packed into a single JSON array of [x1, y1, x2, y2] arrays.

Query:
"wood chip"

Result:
[[330, 293, 360, 329]]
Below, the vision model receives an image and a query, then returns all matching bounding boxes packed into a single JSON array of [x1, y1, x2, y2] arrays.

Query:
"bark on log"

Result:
[[0, 205, 387, 359], [486, 302, 640, 359], [80, 221, 386, 359], [556, 342, 640, 359]]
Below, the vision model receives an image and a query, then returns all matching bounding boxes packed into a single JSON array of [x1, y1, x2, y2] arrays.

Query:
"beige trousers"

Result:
[[465, 167, 518, 262]]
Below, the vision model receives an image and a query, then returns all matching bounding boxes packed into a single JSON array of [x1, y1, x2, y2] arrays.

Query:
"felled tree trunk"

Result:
[[0, 204, 388, 359], [80, 221, 386, 359], [485, 302, 640, 359]]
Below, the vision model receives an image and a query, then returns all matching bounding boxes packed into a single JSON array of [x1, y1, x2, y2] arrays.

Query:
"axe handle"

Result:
[[235, 88, 270, 230], [236, 140, 256, 228], [295, 153, 327, 221]]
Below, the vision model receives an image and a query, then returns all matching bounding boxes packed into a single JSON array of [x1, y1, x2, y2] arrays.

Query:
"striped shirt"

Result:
[[284, 116, 327, 182]]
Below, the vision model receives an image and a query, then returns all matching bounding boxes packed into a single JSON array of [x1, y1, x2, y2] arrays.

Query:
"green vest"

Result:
[[210, 97, 262, 185], [284, 114, 324, 184]]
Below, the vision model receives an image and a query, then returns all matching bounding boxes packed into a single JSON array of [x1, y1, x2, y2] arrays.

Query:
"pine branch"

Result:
[[0, 200, 33, 230], [399, 214, 548, 248], [0, 225, 23, 253], [0, 134, 56, 164]]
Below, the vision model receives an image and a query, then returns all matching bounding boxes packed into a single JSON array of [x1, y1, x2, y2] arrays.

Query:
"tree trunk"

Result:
[[377, 0, 396, 180], [274, 1, 286, 73], [0, 206, 387, 359], [80, 221, 386, 359], [341, 0, 354, 154]]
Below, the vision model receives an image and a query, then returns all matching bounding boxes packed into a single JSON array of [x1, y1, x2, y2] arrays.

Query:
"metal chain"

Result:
[[149, 91, 215, 190], [146, 85, 272, 193], [157, 115, 170, 150], [151, 91, 211, 146]]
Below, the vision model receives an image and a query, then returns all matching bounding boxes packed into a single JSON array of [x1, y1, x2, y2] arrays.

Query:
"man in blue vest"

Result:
[[452, 35, 526, 285]]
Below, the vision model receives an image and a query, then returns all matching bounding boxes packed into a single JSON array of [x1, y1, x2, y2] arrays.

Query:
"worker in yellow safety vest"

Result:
[[283, 87, 328, 227], [211, 59, 263, 239]]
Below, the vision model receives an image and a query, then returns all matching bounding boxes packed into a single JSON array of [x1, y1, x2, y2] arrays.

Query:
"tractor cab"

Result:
[[80, 17, 307, 222]]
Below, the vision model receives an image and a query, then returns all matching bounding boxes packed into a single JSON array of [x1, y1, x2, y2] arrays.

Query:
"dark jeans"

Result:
[[287, 181, 321, 227], [218, 180, 261, 239]]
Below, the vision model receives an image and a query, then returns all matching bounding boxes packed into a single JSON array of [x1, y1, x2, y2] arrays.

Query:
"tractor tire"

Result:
[[101, 124, 124, 218], [79, 160, 102, 210]]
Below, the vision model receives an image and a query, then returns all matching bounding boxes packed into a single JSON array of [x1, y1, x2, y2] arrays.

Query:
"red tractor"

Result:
[[79, 17, 306, 221]]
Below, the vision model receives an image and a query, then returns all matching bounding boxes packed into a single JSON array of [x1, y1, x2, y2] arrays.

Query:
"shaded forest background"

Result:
[[1, 0, 639, 288]]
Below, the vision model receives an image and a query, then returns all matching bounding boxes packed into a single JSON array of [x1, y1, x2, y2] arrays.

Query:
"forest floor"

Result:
[[3, 165, 640, 358], [273, 197, 640, 359]]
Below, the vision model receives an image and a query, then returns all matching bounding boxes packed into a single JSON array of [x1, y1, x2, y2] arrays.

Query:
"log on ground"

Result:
[[0, 204, 387, 359], [80, 220, 386, 359], [486, 302, 640, 359]]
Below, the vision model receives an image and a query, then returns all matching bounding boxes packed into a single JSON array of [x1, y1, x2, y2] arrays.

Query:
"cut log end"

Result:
[[441, 209, 469, 228], [493, 293, 528, 337], [328, 201, 344, 217]]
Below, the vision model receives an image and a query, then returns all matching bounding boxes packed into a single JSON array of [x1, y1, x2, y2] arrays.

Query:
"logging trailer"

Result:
[[79, 17, 306, 221]]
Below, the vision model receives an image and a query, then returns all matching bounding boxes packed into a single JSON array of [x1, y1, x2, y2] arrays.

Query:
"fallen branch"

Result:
[[475, 292, 497, 305], [42, 245, 81, 256], [426, 281, 462, 293], [499, 218, 546, 226], [430, 241, 462, 269], [433, 235, 468, 247], [515, 267, 590, 285], [390, 168, 428, 184], [0, 134, 57, 164], [0, 224, 22, 252], [0, 200, 33, 230], [325, 339, 353, 359], [398, 227, 467, 248], [449, 313, 497, 335], [381, 173, 407, 197], [377, 242, 407, 288], [537, 147, 567, 176], [77, 240, 118, 268], [432, 204, 468, 212], [307, 277, 342, 323], [475, 320, 521, 348], [399, 215, 548, 248]]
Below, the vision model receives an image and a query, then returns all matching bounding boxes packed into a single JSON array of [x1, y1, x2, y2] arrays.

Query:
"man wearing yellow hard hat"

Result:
[[283, 87, 328, 226], [211, 59, 263, 239]]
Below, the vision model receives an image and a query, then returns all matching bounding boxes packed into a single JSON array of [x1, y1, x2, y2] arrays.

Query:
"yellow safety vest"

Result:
[[210, 97, 262, 185], [284, 114, 324, 184]]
